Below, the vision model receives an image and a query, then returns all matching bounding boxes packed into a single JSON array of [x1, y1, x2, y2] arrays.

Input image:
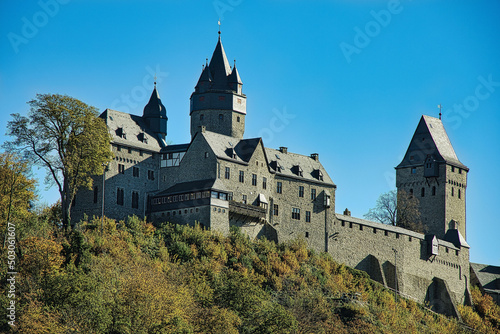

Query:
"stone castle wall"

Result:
[[330, 214, 470, 316]]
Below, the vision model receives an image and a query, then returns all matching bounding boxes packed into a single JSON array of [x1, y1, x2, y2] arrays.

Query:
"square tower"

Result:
[[396, 115, 468, 240]]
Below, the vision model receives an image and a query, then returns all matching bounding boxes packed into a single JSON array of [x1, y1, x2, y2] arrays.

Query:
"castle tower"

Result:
[[190, 34, 246, 139], [143, 83, 168, 142], [396, 115, 468, 240]]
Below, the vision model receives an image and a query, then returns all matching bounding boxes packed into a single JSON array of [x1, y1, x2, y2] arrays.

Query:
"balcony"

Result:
[[229, 200, 266, 219]]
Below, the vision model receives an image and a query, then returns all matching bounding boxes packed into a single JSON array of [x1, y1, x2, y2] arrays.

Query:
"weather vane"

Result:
[[218, 20, 221, 35], [154, 73, 157, 87], [438, 104, 442, 120]]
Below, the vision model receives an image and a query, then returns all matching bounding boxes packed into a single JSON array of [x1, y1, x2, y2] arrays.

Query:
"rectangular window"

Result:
[[292, 208, 301, 220], [133, 167, 140, 177], [117, 145, 121, 152], [128, 147, 132, 154], [299, 186, 304, 197], [132, 191, 139, 209], [451, 166, 455, 172], [252, 174, 257, 186], [277, 181, 282, 194], [273, 204, 279, 216], [305, 232, 309, 238], [411, 167, 416, 174], [306, 211, 311, 222], [225, 167, 230, 179], [262, 177, 267, 189], [148, 170, 155, 180], [239, 171, 244, 183], [311, 188, 316, 200], [139, 150, 143, 157], [458, 189, 461, 199], [451, 187, 454, 196], [93, 186, 98, 204], [242, 194, 247, 204], [118, 164, 125, 174], [211, 191, 218, 199], [117, 188, 124, 206]]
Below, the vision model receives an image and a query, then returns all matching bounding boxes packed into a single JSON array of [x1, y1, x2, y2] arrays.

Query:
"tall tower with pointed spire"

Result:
[[143, 83, 168, 142], [396, 115, 468, 241], [190, 34, 246, 139]]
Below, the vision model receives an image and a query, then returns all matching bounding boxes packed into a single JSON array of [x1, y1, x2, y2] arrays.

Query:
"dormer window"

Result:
[[313, 169, 323, 181], [116, 127, 126, 139], [293, 165, 303, 177], [138, 132, 148, 144]]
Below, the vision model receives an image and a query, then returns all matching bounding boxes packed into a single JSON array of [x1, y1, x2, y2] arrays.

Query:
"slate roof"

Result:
[[228, 63, 242, 84], [471, 263, 500, 293], [153, 178, 226, 197], [161, 143, 190, 153], [265, 147, 335, 186], [100, 109, 166, 150], [201, 131, 260, 164], [143, 86, 167, 119], [199, 130, 335, 186], [396, 115, 468, 170], [208, 36, 232, 89], [443, 228, 470, 248]]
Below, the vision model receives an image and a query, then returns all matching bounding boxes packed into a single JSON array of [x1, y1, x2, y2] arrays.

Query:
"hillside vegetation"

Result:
[[1, 215, 499, 333]]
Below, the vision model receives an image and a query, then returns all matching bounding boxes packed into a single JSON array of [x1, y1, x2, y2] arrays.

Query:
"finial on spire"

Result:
[[154, 73, 157, 88], [218, 20, 221, 35], [438, 104, 442, 120]]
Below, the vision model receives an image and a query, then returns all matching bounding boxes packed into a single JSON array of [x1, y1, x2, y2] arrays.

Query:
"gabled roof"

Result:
[[396, 115, 468, 170], [100, 109, 165, 150], [264, 147, 335, 186], [143, 86, 167, 119], [201, 130, 261, 164]]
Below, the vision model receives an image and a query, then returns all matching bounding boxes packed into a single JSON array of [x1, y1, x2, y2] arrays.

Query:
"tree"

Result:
[[364, 190, 398, 226], [0, 152, 37, 228], [6, 94, 113, 230], [364, 190, 426, 233]]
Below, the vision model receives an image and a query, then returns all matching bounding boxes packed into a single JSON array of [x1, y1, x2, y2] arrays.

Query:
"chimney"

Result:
[[199, 125, 206, 133], [343, 208, 351, 216], [279, 147, 287, 154], [311, 153, 319, 161]]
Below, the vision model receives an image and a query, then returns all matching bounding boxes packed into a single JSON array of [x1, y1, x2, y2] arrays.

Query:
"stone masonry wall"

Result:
[[331, 214, 470, 314], [72, 143, 160, 223]]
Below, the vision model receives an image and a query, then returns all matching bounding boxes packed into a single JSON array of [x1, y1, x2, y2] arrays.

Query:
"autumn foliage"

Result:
[[1, 215, 499, 333]]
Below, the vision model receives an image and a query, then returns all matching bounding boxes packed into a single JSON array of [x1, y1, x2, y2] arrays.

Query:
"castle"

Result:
[[71, 33, 475, 317]]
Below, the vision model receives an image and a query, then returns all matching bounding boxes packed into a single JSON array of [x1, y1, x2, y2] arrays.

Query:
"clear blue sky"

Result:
[[1, 1, 499, 266]]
